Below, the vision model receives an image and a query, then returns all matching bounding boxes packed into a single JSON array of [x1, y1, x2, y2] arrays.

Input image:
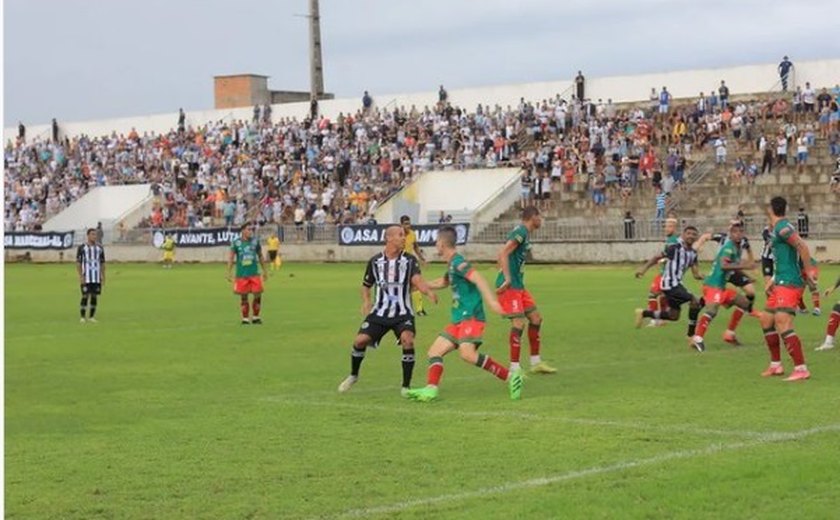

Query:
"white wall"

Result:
[[7, 59, 839, 142], [43, 184, 152, 231], [375, 168, 521, 224]]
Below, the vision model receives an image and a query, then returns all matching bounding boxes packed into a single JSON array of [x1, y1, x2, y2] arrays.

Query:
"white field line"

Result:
[[331, 423, 840, 519], [263, 397, 774, 439]]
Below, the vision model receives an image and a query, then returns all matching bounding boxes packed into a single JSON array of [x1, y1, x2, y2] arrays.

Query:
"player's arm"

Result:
[[466, 269, 504, 315], [76, 246, 84, 284], [360, 260, 375, 315], [257, 244, 268, 280], [100, 248, 106, 286], [496, 239, 519, 290], [692, 232, 713, 252], [635, 252, 665, 278], [425, 275, 450, 290], [782, 227, 815, 283], [411, 274, 438, 304], [690, 262, 704, 280], [226, 249, 236, 281]]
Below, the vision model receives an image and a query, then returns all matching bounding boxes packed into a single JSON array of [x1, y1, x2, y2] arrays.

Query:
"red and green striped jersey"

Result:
[[495, 224, 530, 290], [771, 219, 803, 287], [448, 253, 485, 323]]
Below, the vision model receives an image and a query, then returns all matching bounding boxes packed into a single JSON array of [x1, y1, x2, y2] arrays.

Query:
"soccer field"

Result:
[[5, 262, 840, 519]]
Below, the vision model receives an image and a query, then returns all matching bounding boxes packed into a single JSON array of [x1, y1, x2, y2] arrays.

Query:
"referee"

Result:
[[77, 228, 105, 323], [338, 225, 438, 396]]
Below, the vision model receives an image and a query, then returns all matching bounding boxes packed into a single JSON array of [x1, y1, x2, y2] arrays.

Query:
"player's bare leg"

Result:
[[239, 294, 250, 324], [525, 310, 556, 374], [816, 303, 840, 351]]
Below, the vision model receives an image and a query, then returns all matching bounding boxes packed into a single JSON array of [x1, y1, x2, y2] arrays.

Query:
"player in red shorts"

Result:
[[759, 197, 816, 381], [494, 206, 556, 374], [227, 224, 269, 324]]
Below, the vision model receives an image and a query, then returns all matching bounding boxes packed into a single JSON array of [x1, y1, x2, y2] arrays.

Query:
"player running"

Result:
[[337, 226, 438, 396], [266, 233, 282, 271], [77, 228, 105, 323], [758, 196, 816, 381], [401, 215, 428, 316], [634, 226, 707, 351], [710, 224, 760, 345], [227, 224, 269, 324], [815, 275, 840, 351], [643, 217, 680, 327], [495, 206, 556, 374], [690, 223, 757, 351], [161, 233, 176, 269], [406, 226, 523, 402]]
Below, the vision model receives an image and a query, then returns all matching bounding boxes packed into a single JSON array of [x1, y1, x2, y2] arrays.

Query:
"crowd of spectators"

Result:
[[5, 72, 839, 233]]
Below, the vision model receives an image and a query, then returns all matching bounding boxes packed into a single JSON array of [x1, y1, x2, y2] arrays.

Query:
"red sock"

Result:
[[528, 324, 541, 356], [797, 297, 807, 311], [695, 313, 712, 338], [240, 300, 249, 319], [658, 295, 669, 313], [509, 328, 523, 363], [252, 298, 261, 317], [781, 329, 805, 366], [647, 295, 658, 312], [828, 308, 840, 338], [811, 291, 820, 309], [727, 308, 745, 332], [763, 328, 781, 362], [428, 357, 444, 386], [477, 354, 509, 381]]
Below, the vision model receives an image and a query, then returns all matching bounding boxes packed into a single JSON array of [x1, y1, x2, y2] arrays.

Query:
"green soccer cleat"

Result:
[[508, 370, 523, 401], [406, 386, 439, 402]]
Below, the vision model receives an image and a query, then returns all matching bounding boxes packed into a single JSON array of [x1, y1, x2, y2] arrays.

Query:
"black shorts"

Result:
[[726, 271, 753, 288], [81, 283, 101, 296], [762, 258, 774, 278], [663, 284, 695, 308], [358, 315, 416, 345], [268, 250, 278, 261]]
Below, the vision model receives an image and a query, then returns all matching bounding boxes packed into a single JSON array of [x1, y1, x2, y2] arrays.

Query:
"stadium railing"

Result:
[[105, 214, 840, 246]]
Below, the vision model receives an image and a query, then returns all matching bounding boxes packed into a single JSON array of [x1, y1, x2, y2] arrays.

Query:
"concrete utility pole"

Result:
[[309, 0, 325, 101]]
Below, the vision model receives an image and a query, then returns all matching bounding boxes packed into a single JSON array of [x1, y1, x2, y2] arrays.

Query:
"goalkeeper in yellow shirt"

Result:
[[161, 234, 176, 269], [401, 215, 428, 315], [266, 233, 282, 271]]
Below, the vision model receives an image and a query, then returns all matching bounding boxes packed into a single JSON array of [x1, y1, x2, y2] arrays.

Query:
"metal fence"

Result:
[[104, 214, 840, 246]]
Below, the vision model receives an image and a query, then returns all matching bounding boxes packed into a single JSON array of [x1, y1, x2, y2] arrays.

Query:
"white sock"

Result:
[[725, 329, 735, 336], [795, 364, 807, 371], [770, 361, 782, 367], [510, 362, 521, 372], [826, 336, 835, 344], [530, 355, 541, 366]]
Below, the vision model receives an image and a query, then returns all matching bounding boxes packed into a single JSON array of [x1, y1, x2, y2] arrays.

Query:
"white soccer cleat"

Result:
[[338, 375, 358, 393], [88, 318, 98, 323], [80, 318, 86, 324], [812, 308, 821, 317], [400, 387, 411, 398], [815, 341, 835, 352]]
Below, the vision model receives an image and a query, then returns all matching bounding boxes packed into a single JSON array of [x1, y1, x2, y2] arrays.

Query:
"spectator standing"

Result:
[[362, 91, 373, 113], [797, 207, 809, 238], [654, 188, 667, 223], [18, 121, 25, 142], [714, 137, 727, 165], [778, 56, 793, 91], [796, 134, 809, 173], [575, 71, 585, 102], [263, 103, 272, 124], [802, 82, 816, 114], [520, 168, 534, 208], [178, 108, 186, 132], [659, 87, 670, 117], [253, 105, 261, 123], [718, 81, 730, 109], [438, 85, 448, 104], [51, 118, 59, 143], [623, 211, 635, 240]]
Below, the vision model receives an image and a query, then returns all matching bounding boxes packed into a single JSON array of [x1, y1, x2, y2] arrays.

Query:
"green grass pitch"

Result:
[[5, 262, 840, 519]]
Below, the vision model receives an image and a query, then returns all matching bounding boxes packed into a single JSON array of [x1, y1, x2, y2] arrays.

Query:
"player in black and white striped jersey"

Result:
[[77, 228, 105, 323], [634, 226, 709, 350], [338, 225, 439, 396]]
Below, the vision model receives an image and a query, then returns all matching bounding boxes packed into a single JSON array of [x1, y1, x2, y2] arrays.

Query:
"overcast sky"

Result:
[[4, 0, 839, 126]]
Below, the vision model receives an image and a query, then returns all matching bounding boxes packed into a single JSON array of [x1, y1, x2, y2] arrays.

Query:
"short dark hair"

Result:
[[240, 223, 252, 232], [522, 206, 540, 220], [770, 196, 787, 217], [684, 225, 699, 233], [400, 215, 410, 224], [438, 226, 457, 247], [86, 228, 96, 235]]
